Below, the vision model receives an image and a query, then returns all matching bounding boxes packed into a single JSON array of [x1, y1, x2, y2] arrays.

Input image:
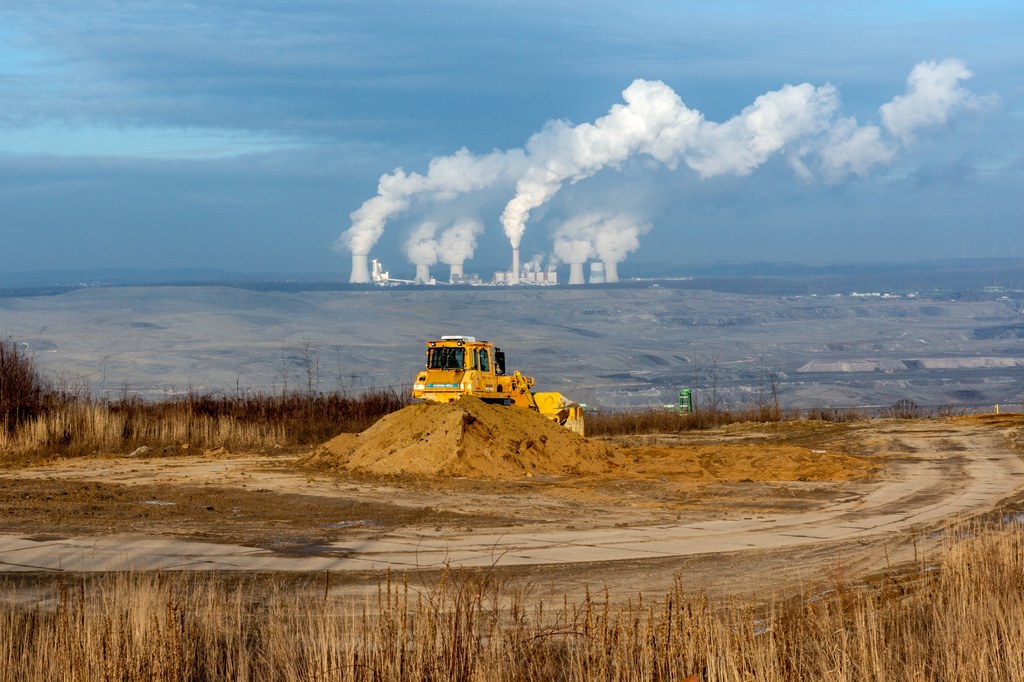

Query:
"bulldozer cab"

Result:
[[427, 346, 465, 370], [423, 337, 502, 375]]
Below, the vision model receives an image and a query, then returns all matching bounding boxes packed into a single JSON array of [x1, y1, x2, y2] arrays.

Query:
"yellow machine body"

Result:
[[411, 336, 585, 435]]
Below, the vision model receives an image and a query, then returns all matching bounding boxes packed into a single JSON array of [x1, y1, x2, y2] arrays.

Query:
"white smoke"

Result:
[[436, 218, 484, 266], [816, 118, 896, 180], [404, 221, 439, 267], [406, 217, 485, 270], [552, 237, 592, 267], [500, 80, 837, 249], [814, 58, 985, 181], [522, 253, 545, 273], [339, 59, 984, 272], [880, 59, 981, 145], [552, 212, 650, 266], [592, 215, 649, 264], [501, 80, 703, 249], [337, 147, 526, 258], [501, 59, 983, 250], [686, 83, 840, 178], [552, 214, 599, 265]]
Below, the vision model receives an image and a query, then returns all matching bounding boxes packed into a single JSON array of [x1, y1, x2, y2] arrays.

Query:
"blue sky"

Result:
[[1, 1, 1021, 277]]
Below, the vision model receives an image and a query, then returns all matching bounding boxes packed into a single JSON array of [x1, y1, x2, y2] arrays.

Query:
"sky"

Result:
[[0, 1, 1021, 279]]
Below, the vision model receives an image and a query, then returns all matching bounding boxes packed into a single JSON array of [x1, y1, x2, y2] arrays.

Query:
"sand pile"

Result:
[[305, 397, 873, 483], [618, 444, 873, 483], [305, 396, 617, 479]]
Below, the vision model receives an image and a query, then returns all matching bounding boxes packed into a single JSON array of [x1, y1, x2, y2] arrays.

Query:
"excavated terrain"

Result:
[[4, 410, 1022, 604]]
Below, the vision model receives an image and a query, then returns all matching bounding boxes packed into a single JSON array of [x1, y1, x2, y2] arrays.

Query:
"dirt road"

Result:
[[1, 418, 1022, 597]]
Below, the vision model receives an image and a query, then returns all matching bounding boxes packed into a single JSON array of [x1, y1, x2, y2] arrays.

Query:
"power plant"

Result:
[[361, 245, 622, 286]]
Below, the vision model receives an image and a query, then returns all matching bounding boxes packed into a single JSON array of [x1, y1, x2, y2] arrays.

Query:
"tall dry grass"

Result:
[[2, 519, 1022, 681], [1, 336, 412, 459], [0, 390, 410, 459]]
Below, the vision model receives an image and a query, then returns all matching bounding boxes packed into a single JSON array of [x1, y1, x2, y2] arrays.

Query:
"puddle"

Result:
[[141, 500, 176, 506]]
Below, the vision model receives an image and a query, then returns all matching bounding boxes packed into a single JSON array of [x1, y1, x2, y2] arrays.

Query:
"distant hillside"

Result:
[[2, 259, 1022, 299]]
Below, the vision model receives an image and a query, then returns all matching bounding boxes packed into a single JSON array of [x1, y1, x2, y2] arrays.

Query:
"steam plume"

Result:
[[437, 218, 485, 267], [501, 80, 703, 249], [406, 218, 485, 282], [339, 59, 983, 278], [552, 211, 650, 275], [502, 59, 981, 250], [337, 148, 526, 280], [881, 59, 982, 144], [404, 221, 439, 267], [814, 58, 983, 180]]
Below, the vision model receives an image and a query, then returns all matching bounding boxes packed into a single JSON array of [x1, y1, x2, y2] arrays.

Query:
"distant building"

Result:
[[493, 269, 558, 285]]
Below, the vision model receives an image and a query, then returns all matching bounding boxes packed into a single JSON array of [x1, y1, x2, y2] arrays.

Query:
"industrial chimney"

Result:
[[511, 248, 521, 285], [568, 263, 586, 285], [589, 262, 606, 284], [603, 261, 619, 283], [350, 254, 371, 283], [449, 263, 464, 281], [415, 264, 431, 284]]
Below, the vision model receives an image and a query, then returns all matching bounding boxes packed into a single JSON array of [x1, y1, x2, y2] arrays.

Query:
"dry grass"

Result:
[[1, 337, 412, 459], [2, 519, 1023, 681], [587, 406, 805, 437], [0, 390, 410, 461]]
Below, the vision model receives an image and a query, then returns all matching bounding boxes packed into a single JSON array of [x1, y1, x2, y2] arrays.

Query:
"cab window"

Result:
[[428, 347, 465, 370], [479, 349, 490, 372]]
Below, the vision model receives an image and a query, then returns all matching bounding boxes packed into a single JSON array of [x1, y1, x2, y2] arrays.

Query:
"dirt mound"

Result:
[[304, 398, 874, 483], [304, 397, 617, 479], [617, 444, 874, 483]]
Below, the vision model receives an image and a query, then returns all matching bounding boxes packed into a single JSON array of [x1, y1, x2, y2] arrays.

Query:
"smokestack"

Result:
[[589, 262, 606, 284], [603, 261, 619, 283], [511, 248, 520, 285], [415, 264, 431, 284], [568, 263, 585, 285], [450, 263, 464, 281], [350, 254, 370, 283]]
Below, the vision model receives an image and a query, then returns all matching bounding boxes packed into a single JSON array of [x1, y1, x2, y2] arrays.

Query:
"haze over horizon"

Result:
[[1, 2, 1021, 279]]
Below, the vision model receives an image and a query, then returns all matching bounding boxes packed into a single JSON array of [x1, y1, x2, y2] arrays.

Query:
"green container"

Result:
[[678, 389, 693, 413]]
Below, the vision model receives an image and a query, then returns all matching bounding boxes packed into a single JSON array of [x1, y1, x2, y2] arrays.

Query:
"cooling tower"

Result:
[[415, 264, 431, 284], [449, 263, 464, 280], [568, 263, 586, 285], [511, 248, 521, 285], [603, 261, 619, 283], [589, 262, 606, 284], [349, 254, 370, 283]]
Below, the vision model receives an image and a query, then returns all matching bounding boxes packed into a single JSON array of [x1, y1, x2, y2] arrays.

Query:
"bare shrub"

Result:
[[804, 406, 869, 422], [0, 338, 51, 433], [886, 399, 921, 419]]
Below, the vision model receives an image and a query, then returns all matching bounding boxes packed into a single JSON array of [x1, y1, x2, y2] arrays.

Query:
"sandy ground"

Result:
[[1, 416, 1023, 601]]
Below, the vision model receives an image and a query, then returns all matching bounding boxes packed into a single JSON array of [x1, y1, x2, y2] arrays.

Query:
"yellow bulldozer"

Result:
[[411, 335, 585, 436]]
